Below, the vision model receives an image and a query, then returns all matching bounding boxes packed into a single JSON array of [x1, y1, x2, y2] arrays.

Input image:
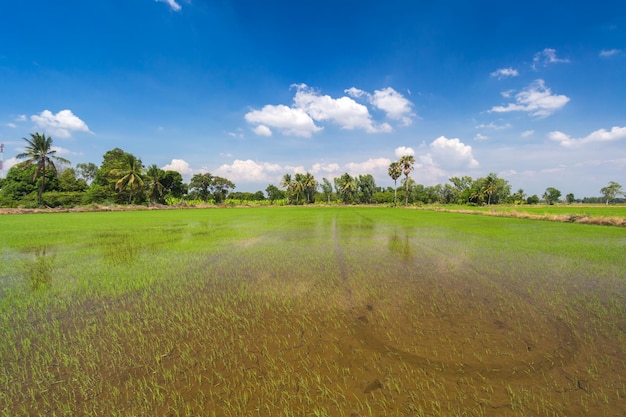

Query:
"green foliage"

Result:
[[600, 181, 623, 205], [543, 187, 562, 205]]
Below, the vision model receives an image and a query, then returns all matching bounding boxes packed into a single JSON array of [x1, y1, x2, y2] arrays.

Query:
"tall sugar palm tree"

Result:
[[388, 161, 402, 207], [280, 173, 293, 204], [399, 155, 415, 206], [111, 153, 144, 204], [16, 133, 70, 206]]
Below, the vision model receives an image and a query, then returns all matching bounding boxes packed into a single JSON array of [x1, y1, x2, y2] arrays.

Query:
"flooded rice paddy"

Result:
[[0, 207, 625, 416]]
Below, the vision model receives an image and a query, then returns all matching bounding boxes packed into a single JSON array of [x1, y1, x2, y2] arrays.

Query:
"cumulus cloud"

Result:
[[30, 109, 92, 138], [245, 104, 322, 137], [245, 84, 413, 137], [429, 136, 479, 169], [394, 146, 415, 158], [214, 159, 284, 183], [533, 48, 570, 68], [346, 86, 415, 126], [490, 68, 519, 79], [162, 159, 194, 176], [490, 79, 569, 118], [344, 158, 392, 175], [155, 0, 182, 11], [293, 84, 392, 133], [311, 162, 341, 175], [548, 126, 626, 148], [474, 133, 488, 141]]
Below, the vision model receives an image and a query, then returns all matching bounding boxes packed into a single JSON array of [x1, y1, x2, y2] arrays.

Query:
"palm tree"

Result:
[[145, 164, 164, 204], [280, 173, 293, 204], [399, 155, 415, 206], [388, 161, 402, 207], [302, 172, 317, 203], [111, 153, 144, 204], [482, 173, 498, 205], [16, 133, 70, 206]]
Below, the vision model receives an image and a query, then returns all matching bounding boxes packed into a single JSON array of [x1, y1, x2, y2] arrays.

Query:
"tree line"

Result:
[[0, 133, 623, 208]]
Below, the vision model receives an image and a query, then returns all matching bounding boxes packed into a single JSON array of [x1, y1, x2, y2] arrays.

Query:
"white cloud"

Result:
[[521, 130, 535, 138], [245, 104, 322, 137], [16, 115, 27, 122], [548, 126, 626, 148], [490, 68, 519, 79], [490, 79, 569, 118], [293, 84, 392, 133], [155, 0, 182, 11], [474, 133, 488, 141], [369, 87, 415, 126], [344, 157, 392, 175], [429, 136, 479, 169], [599, 49, 621, 57], [252, 125, 272, 137], [311, 162, 341, 175], [214, 159, 283, 183], [7, 123, 16, 128], [162, 159, 194, 176], [346, 86, 415, 126], [475, 122, 511, 130], [533, 48, 570, 68], [394, 146, 415, 158], [30, 109, 92, 138]]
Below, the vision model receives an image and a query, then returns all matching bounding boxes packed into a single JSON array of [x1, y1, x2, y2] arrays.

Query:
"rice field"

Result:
[[1, 207, 625, 416]]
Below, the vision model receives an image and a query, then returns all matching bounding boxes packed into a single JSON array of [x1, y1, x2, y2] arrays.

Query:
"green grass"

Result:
[[1, 207, 625, 416], [434, 203, 626, 218]]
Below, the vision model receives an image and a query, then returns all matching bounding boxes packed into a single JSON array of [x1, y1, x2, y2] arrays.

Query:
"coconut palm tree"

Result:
[[145, 164, 165, 204], [482, 173, 498, 205], [280, 173, 293, 204], [399, 155, 415, 206], [16, 133, 70, 206], [111, 153, 144, 204], [388, 161, 402, 207]]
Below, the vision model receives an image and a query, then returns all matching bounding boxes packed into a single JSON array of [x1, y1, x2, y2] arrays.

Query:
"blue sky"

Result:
[[1, 0, 625, 197]]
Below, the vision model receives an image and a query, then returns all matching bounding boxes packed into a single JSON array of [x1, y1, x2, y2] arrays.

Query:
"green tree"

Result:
[[388, 161, 402, 207], [75, 162, 98, 184], [189, 173, 214, 202], [302, 172, 317, 203], [600, 181, 623, 205], [111, 153, 145, 204], [321, 178, 334, 203], [58, 168, 87, 192], [482, 173, 498, 205], [16, 133, 70, 206], [527, 194, 540, 205], [399, 155, 415, 206], [265, 184, 284, 203], [357, 174, 376, 204], [543, 187, 561, 205], [210, 176, 235, 203], [280, 174, 293, 204], [145, 164, 165, 204], [161, 170, 185, 199], [334, 173, 357, 204], [565, 193, 575, 204]]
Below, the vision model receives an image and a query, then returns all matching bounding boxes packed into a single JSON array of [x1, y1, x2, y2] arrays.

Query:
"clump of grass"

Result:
[[22, 248, 54, 291]]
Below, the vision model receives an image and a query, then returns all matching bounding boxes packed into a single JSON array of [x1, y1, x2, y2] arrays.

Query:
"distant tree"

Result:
[[302, 172, 317, 203], [189, 173, 214, 202], [75, 162, 98, 184], [111, 153, 145, 204], [388, 161, 402, 207], [58, 168, 87, 192], [16, 133, 70, 206], [280, 174, 293, 204], [210, 176, 235, 203], [321, 178, 334, 203], [145, 164, 165, 204], [357, 174, 377, 204], [600, 181, 623, 205], [526, 194, 540, 205], [161, 170, 185, 199], [565, 193, 575, 204], [265, 184, 284, 202], [334, 173, 357, 204], [482, 173, 498, 205], [509, 188, 526, 205], [449, 176, 474, 204], [399, 155, 416, 206], [91, 148, 142, 204], [543, 187, 561, 205]]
